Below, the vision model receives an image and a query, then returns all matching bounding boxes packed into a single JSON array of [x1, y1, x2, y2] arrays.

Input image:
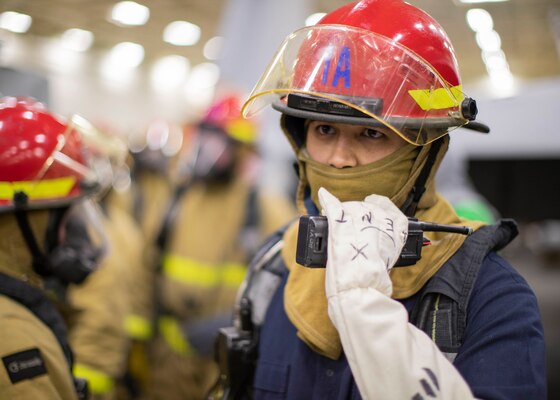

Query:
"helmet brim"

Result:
[[460, 120, 490, 134], [272, 100, 466, 145]]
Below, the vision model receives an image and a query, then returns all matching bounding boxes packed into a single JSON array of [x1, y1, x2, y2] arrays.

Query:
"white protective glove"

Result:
[[318, 187, 474, 400]]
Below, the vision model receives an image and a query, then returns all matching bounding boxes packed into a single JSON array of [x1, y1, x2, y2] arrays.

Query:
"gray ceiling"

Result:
[[2, 0, 560, 85]]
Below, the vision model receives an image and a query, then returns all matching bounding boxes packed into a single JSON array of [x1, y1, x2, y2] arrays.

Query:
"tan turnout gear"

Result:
[[142, 94, 297, 400]]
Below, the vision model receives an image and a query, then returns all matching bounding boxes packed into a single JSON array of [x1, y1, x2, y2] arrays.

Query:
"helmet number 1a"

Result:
[[321, 46, 351, 89]]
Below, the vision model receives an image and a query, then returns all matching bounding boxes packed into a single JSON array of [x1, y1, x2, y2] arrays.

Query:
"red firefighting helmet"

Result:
[[202, 94, 258, 144], [0, 97, 112, 212], [242, 0, 485, 145]]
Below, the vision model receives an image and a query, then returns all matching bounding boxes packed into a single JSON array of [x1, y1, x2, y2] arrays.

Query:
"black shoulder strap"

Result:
[[0, 272, 88, 398], [237, 187, 262, 259], [155, 182, 190, 253], [236, 221, 291, 331], [409, 219, 518, 361], [242, 187, 259, 232], [0, 272, 73, 365]]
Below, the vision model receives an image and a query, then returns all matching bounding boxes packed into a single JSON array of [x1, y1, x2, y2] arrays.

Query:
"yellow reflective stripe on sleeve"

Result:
[[73, 363, 114, 395], [163, 256, 219, 286], [221, 262, 248, 286], [0, 177, 76, 200], [158, 316, 192, 355], [124, 314, 153, 340], [408, 85, 464, 111], [162, 255, 246, 288]]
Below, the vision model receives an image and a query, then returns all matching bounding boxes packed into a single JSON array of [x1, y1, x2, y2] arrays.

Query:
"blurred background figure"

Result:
[[0, 97, 112, 399], [59, 118, 146, 400], [115, 119, 183, 399], [141, 94, 296, 400], [125, 118, 184, 244]]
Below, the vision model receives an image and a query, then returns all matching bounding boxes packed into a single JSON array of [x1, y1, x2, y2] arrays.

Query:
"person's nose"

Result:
[[328, 137, 357, 168]]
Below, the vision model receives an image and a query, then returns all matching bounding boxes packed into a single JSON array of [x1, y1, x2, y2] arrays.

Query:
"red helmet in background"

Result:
[[202, 94, 258, 145], [0, 97, 113, 284], [243, 0, 484, 146], [0, 97, 110, 212]]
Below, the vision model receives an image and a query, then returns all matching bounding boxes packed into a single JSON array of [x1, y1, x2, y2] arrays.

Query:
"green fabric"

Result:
[[453, 199, 495, 224]]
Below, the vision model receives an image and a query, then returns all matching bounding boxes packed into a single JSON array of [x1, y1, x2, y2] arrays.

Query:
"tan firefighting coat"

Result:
[[145, 177, 296, 400], [0, 212, 78, 400]]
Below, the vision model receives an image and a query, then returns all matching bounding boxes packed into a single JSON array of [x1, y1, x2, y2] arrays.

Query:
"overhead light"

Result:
[[305, 13, 327, 26], [0, 11, 32, 33], [475, 30, 502, 52], [482, 50, 508, 69], [487, 67, 516, 97], [186, 62, 220, 90], [464, 7, 515, 97], [150, 55, 190, 91], [101, 41, 144, 82], [42, 40, 84, 72], [109, 42, 144, 68], [109, 1, 150, 26], [466, 9, 493, 32], [183, 63, 220, 107], [163, 21, 201, 46], [61, 28, 94, 52], [203, 36, 223, 60]]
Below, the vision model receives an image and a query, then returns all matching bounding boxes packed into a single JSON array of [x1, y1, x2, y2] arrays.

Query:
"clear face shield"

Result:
[[45, 115, 123, 282], [6, 115, 117, 210], [70, 114, 129, 195], [242, 25, 477, 145]]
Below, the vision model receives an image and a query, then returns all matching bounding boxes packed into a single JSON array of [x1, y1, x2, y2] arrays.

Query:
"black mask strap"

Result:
[[13, 192, 94, 285], [13, 191, 51, 277], [401, 138, 444, 217]]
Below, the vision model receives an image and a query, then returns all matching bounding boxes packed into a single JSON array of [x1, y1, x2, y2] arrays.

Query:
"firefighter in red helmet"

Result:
[[0, 97, 112, 399], [208, 1, 546, 399]]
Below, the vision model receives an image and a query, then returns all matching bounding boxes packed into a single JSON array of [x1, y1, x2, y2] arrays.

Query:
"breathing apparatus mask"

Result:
[[182, 123, 239, 184], [13, 194, 108, 285]]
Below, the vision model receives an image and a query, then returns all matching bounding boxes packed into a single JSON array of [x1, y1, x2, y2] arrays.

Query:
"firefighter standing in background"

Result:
[[116, 122, 180, 398], [144, 95, 296, 400], [128, 120, 178, 244], [0, 97, 112, 399], [61, 120, 145, 400]]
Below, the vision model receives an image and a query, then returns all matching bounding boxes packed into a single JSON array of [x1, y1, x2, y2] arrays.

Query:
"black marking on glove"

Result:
[[411, 367, 440, 399], [350, 243, 368, 261]]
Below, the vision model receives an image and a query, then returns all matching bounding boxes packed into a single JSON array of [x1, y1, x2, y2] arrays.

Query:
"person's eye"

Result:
[[316, 124, 336, 136], [363, 128, 384, 139]]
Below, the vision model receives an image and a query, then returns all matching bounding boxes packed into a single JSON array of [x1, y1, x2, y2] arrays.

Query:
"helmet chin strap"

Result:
[[12, 192, 96, 285], [400, 138, 444, 217], [13, 192, 53, 278]]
